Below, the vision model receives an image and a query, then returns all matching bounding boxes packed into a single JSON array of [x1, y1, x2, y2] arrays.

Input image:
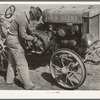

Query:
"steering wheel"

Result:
[[5, 5, 16, 19]]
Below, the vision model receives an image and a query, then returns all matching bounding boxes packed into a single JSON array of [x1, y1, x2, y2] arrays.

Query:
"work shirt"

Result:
[[9, 12, 33, 41]]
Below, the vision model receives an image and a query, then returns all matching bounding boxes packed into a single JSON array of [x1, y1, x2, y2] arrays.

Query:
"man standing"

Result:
[[6, 6, 42, 90]]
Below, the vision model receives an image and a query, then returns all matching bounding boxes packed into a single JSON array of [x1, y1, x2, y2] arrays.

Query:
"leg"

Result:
[[6, 50, 16, 84], [9, 44, 34, 89]]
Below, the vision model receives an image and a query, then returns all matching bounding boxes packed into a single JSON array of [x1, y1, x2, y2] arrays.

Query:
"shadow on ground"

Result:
[[41, 72, 67, 89], [26, 53, 51, 70], [41, 72, 79, 90], [0, 71, 6, 80], [0, 71, 24, 89], [14, 78, 24, 89]]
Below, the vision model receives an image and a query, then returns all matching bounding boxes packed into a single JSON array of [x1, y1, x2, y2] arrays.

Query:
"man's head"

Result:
[[29, 6, 42, 21]]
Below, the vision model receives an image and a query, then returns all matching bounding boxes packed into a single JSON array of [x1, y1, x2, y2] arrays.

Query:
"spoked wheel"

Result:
[[5, 5, 16, 19], [31, 33, 50, 54], [32, 36, 45, 54], [50, 48, 86, 89], [0, 39, 8, 71]]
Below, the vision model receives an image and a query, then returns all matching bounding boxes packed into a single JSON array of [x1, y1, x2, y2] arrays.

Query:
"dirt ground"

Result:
[[0, 53, 100, 90]]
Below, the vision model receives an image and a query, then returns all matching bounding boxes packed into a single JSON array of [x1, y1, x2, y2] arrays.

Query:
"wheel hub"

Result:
[[61, 67, 69, 74]]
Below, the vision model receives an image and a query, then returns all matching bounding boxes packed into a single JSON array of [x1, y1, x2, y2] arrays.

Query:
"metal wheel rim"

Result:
[[50, 49, 86, 89]]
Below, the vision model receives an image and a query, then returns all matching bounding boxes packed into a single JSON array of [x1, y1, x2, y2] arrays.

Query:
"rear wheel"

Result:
[[0, 39, 8, 71], [50, 48, 86, 89]]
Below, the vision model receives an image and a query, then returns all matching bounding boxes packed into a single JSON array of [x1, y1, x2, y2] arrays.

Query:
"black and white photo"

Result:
[[0, 1, 100, 98]]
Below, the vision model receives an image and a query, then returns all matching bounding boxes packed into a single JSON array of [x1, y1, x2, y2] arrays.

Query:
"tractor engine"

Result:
[[53, 24, 81, 49], [37, 23, 81, 49], [24, 23, 81, 54]]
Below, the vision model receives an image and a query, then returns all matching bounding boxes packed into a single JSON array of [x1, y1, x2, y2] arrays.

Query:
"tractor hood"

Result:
[[42, 6, 100, 24]]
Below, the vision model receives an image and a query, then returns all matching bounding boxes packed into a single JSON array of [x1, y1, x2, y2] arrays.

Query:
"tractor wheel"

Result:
[[50, 48, 86, 89], [0, 39, 8, 71]]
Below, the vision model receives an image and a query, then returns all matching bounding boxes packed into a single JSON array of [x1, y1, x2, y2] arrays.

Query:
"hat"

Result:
[[30, 6, 42, 21]]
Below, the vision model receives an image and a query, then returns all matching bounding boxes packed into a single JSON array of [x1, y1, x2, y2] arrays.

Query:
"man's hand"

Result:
[[32, 36, 38, 43], [27, 41, 32, 49]]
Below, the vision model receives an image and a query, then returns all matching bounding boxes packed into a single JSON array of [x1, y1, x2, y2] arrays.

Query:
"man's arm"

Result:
[[19, 21, 34, 41], [0, 22, 8, 29]]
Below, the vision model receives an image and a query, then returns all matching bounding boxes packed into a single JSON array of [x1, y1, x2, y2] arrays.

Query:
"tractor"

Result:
[[1, 5, 100, 89]]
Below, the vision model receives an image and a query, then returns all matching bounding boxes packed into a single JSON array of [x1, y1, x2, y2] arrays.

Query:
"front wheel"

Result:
[[50, 48, 86, 89]]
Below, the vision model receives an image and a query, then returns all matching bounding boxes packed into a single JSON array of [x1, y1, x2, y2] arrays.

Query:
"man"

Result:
[[6, 6, 42, 90]]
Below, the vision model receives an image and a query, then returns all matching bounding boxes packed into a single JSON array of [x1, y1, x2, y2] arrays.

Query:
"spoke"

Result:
[[0, 54, 1, 65], [55, 55, 62, 64], [71, 63, 82, 73], [66, 70, 82, 82], [65, 54, 74, 62], [67, 71, 80, 84], [71, 62, 79, 69], [66, 62, 72, 69], [6, 10, 10, 15], [65, 56, 73, 62], [39, 44, 44, 51], [10, 7, 13, 12], [6, 13, 12, 16], [2, 52, 8, 62], [55, 71, 62, 77], [59, 55, 65, 67], [52, 63, 61, 71], [69, 71, 82, 76], [68, 77, 74, 87], [56, 74, 66, 86], [52, 63, 62, 78], [59, 80, 66, 86], [0, 54, 4, 68], [73, 73, 80, 83], [66, 72, 73, 79]]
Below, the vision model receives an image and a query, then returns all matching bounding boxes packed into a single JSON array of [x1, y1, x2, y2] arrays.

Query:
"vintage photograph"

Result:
[[0, 2, 100, 91]]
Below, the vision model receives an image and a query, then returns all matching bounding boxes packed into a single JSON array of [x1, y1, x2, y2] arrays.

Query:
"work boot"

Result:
[[6, 82, 14, 85]]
